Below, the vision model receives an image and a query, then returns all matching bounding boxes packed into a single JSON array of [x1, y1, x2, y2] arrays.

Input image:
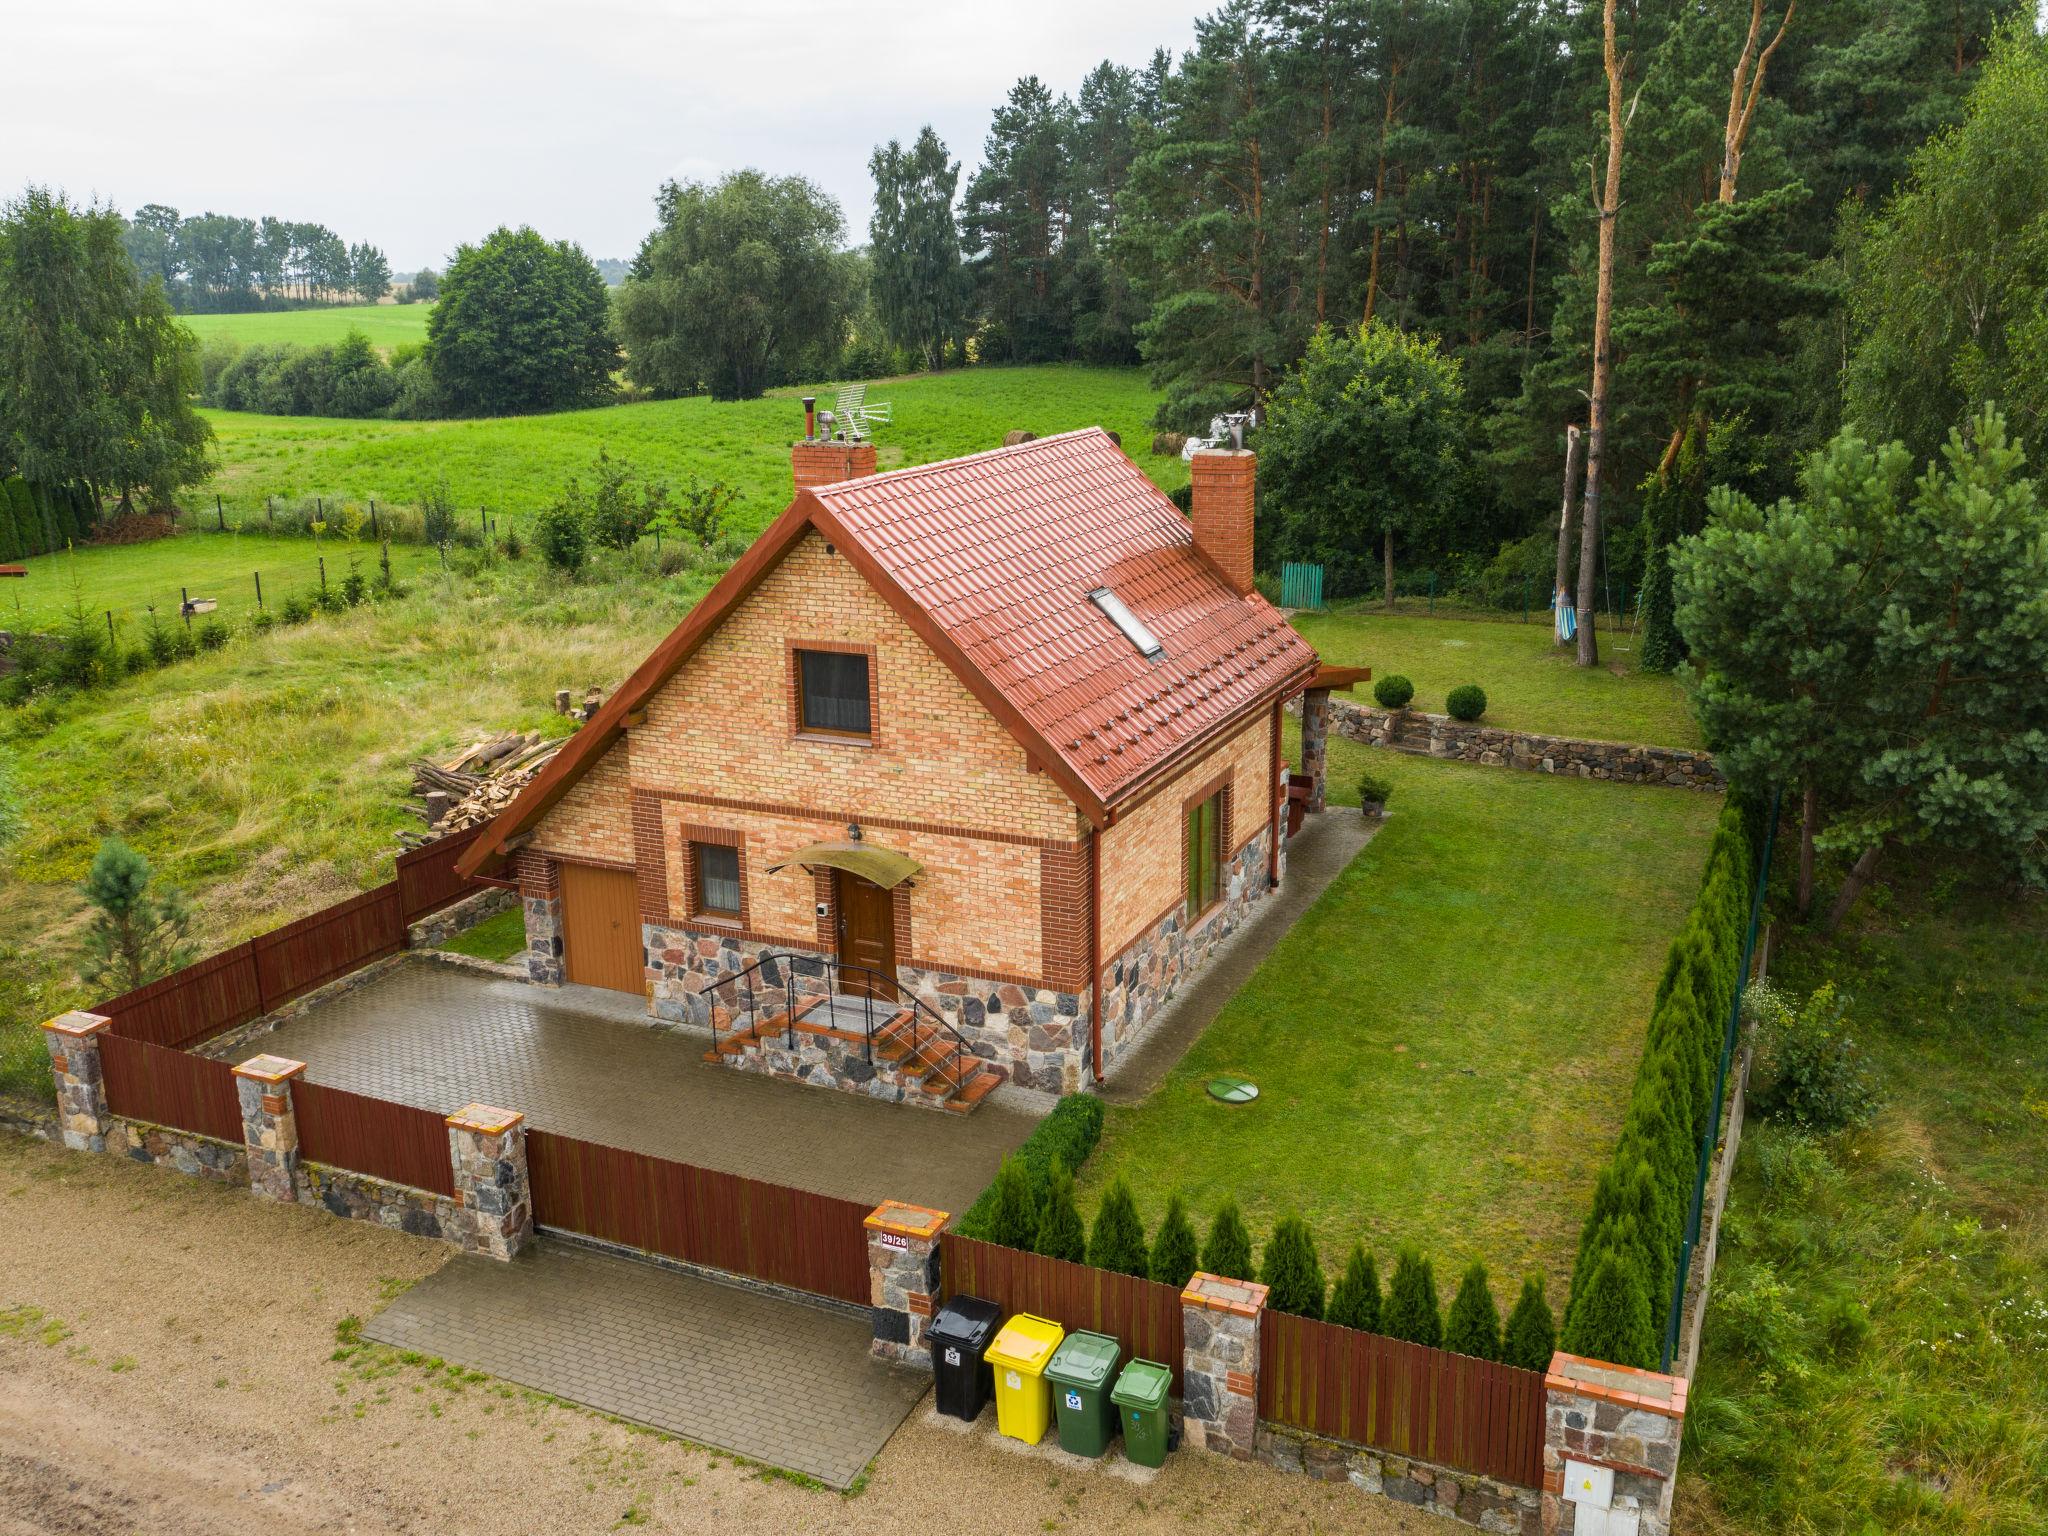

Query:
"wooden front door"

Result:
[[835, 871, 897, 999], [560, 862, 643, 994]]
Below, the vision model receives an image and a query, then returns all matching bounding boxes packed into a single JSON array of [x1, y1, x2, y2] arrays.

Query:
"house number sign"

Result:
[[879, 1232, 909, 1251]]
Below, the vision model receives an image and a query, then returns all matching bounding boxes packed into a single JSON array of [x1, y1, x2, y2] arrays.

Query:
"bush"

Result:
[[981, 1157, 1041, 1251], [1088, 1178, 1150, 1278], [1034, 1162, 1088, 1263], [279, 593, 312, 624], [1357, 771, 1394, 811], [339, 566, 370, 607], [1373, 673, 1415, 709], [1562, 1238, 1658, 1370], [1328, 1244, 1381, 1332], [144, 618, 176, 665], [249, 611, 274, 634], [1150, 1193, 1200, 1288], [1444, 1261, 1503, 1360], [534, 492, 589, 573], [1747, 981, 1879, 1134], [1446, 684, 1487, 721], [419, 479, 459, 547], [170, 626, 197, 660], [196, 619, 230, 652], [1202, 1198, 1254, 1281], [1503, 1275, 1556, 1370], [1168, 483, 1194, 514], [956, 1094, 1104, 1238], [502, 528, 525, 561], [1260, 1215, 1326, 1319], [1382, 1249, 1442, 1347]]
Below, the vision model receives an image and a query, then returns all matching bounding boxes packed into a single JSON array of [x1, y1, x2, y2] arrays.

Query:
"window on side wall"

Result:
[[796, 648, 872, 739], [1185, 788, 1223, 920], [693, 842, 742, 920]]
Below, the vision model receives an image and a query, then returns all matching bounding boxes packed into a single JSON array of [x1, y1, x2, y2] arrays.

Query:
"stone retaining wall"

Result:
[[110, 1118, 247, 1185], [406, 884, 518, 950], [297, 1160, 466, 1239], [1254, 1425, 1541, 1534], [1328, 699, 1723, 791]]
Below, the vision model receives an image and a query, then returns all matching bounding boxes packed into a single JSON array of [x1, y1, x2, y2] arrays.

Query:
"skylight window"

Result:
[[1089, 586, 1165, 660]]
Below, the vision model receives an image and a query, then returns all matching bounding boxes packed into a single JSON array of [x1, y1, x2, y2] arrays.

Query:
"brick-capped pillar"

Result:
[[446, 1104, 533, 1261], [1542, 1352, 1689, 1536], [864, 1200, 947, 1367], [1190, 448, 1257, 596], [792, 439, 878, 492], [1301, 687, 1331, 813], [1181, 1272, 1267, 1459], [40, 1011, 114, 1152], [233, 1054, 306, 1202]]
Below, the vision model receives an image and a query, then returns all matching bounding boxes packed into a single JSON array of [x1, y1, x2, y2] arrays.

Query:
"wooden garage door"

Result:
[[560, 863, 644, 994]]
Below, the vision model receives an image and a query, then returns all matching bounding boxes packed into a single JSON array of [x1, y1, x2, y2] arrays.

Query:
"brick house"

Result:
[[459, 421, 1357, 1104]]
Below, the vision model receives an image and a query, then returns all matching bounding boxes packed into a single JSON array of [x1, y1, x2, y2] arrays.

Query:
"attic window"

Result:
[[1089, 587, 1164, 660]]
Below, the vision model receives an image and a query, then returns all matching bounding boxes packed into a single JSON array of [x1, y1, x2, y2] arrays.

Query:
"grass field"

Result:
[[1681, 872, 2048, 1535], [1296, 604, 1703, 749], [181, 303, 434, 355], [1075, 742, 1721, 1294], [1, 532, 443, 636], [195, 365, 1182, 538]]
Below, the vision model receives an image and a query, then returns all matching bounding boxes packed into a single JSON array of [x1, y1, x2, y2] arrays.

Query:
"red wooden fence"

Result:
[[99, 1032, 244, 1143], [941, 1235, 1187, 1388], [526, 1130, 871, 1306], [1259, 1309, 1545, 1487], [93, 826, 492, 1050], [294, 1079, 457, 1197]]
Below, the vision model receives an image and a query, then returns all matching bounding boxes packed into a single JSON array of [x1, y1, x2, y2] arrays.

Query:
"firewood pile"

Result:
[[398, 689, 602, 848]]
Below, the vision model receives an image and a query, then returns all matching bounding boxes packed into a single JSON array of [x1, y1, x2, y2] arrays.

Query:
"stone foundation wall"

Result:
[[721, 1014, 968, 1111], [406, 884, 518, 950], [1098, 826, 1272, 1077], [1255, 1425, 1540, 1534], [523, 892, 565, 985], [1328, 699, 1724, 791], [646, 926, 1087, 1094], [110, 1119, 247, 1184], [296, 1161, 465, 1240]]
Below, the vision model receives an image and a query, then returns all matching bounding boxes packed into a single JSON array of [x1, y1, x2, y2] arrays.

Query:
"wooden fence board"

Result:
[[252, 884, 405, 1004], [99, 1032, 245, 1143], [294, 1079, 455, 1197], [940, 1236, 1186, 1389], [524, 1130, 870, 1306], [396, 824, 490, 921], [93, 944, 265, 1050], [1258, 1309, 1544, 1488]]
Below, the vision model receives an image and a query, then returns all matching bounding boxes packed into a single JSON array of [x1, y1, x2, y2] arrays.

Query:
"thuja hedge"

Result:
[[1561, 802, 1755, 1370], [954, 1093, 1104, 1239]]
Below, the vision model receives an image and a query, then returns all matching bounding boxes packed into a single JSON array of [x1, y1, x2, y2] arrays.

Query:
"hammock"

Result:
[[1553, 588, 1577, 643]]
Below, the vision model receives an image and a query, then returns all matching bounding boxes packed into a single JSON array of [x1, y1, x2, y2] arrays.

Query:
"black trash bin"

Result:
[[929, 1295, 1004, 1422]]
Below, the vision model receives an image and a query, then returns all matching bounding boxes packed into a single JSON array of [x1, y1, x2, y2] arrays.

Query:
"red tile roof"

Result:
[[811, 429, 1316, 805]]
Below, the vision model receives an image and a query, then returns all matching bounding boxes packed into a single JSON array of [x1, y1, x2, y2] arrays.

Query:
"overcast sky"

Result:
[[7, 0, 1202, 272]]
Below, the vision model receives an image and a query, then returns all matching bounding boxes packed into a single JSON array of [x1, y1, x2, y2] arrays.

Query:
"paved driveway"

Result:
[[243, 963, 1034, 1214], [366, 1239, 927, 1489]]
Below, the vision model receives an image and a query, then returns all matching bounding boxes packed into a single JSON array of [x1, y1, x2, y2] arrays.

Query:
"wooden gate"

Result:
[[560, 862, 644, 994]]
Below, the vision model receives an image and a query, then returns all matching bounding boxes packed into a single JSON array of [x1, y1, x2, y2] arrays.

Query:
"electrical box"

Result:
[[1563, 1461, 1613, 1509], [1574, 1503, 1640, 1536]]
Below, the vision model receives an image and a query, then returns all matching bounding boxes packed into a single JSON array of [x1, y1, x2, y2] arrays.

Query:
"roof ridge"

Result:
[[806, 426, 1112, 499]]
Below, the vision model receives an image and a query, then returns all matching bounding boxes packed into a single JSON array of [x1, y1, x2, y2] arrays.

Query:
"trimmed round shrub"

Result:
[[1373, 673, 1415, 709], [1260, 1214, 1327, 1319], [1149, 1193, 1200, 1288], [1446, 684, 1488, 721], [1357, 771, 1394, 812]]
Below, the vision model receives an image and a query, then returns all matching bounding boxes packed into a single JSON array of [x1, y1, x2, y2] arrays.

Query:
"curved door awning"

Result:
[[764, 840, 923, 890]]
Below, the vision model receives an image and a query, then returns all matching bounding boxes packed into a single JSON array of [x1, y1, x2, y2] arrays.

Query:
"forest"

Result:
[[119, 203, 392, 312]]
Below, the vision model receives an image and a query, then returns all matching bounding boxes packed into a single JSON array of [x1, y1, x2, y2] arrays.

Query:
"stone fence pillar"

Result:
[[864, 1200, 948, 1367], [40, 1011, 114, 1152], [1542, 1352, 1689, 1536], [1301, 687, 1332, 813], [232, 1054, 307, 1202], [445, 1104, 533, 1261], [1180, 1271, 1267, 1459]]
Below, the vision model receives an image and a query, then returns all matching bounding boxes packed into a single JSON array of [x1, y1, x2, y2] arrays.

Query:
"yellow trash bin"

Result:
[[983, 1313, 1065, 1445]]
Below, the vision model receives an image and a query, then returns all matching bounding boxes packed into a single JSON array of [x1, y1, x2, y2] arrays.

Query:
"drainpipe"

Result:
[[1089, 819, 1105, 1084], [1267, 698, 1284, 889]]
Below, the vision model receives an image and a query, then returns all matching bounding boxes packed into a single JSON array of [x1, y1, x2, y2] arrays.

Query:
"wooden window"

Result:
[[795, 648, 873, 738], [694, 842, 741, 918], [1185, 788, 1223, 921]]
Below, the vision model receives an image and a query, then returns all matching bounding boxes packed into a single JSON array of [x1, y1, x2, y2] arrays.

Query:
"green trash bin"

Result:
[[1045, 1330, 1123, 1457], [1111, 1358, 1173, 1468]]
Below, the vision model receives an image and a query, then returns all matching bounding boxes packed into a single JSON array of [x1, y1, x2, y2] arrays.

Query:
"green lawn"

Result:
[[440, 906, 528, 963], [1294, 604, 1703, 749], [1681, 872, 2048, 1535], [181, 303, 433, 355], [1076, 741, 1721, 1295], [196, 365, 1180, 540], [1, 532, 441, 636]]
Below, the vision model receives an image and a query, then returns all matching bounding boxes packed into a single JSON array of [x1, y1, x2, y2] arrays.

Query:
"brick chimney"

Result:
[[792, 399, 877, 491], [1189, 448, 1256, 597]]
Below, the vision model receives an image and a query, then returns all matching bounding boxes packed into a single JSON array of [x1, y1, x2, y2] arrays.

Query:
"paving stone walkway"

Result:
[[364, 1239, 926, 1489], [247, 963, 1034, 1214]]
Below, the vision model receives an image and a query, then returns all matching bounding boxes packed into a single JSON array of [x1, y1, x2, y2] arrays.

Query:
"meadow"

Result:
[[193, 365, 1184, 538], [180, 303, 434, 355]]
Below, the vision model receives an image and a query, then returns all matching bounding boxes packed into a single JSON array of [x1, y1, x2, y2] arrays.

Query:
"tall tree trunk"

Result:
[[1316, 79, 1333, 324], [1524, 197, 1543, 344], [1719, 2, 1795, 203], [1362, 62, 1401, 327], [1797, 779, 1818, 916], [1824, 841, 1885, 933], [1384, 527, 1396, 609], [1555, 424, 1584, 637], [1577, 0, 1630, 669]]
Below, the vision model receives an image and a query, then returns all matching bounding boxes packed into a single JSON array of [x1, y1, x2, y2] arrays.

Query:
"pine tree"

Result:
[[1327, 1244, 1382, 1333], [1201, 1198, 1254, 1281], [1034, 1161, 1087, 1263], [1503, 1275, 1558, 1371], [1259, 1215, 1326, 1319], [868, 126, 970, 371], [1088, 1178, 1150, 1278], [1149, 1192, 1200, 1288], [983, 1156, 1041, 1251], [1443, 1261, 1503, 1361], [1562, 1241, 1659, 1371], [77, 837, 197, 993], [1382, 1248, 1442, 1348]]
